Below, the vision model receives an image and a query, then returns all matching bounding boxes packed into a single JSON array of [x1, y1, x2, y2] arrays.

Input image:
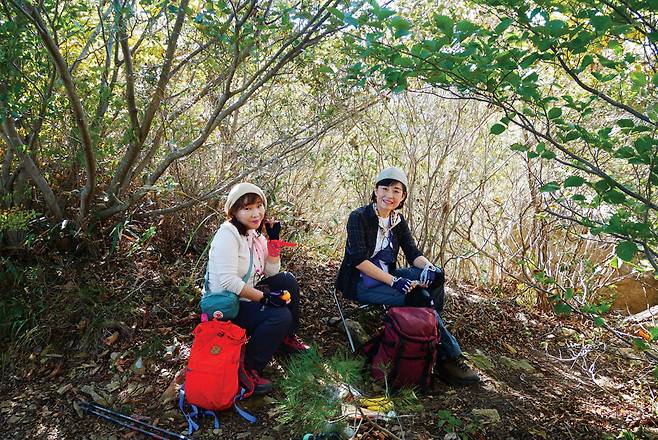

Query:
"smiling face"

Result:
[[374, 180, 406, 214], [230, 193, 265, 232]]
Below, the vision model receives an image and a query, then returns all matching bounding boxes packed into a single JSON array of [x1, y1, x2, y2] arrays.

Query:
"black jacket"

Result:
[[335, 204, 423, 299]]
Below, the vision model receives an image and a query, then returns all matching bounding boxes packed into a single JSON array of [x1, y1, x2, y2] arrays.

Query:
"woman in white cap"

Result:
[[335, 167, 480, 386], [202, 182, 309, 395]]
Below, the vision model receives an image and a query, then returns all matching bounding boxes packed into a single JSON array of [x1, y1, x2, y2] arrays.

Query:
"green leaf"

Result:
[[541, 150, 556, 159], [546, 19, 566, 36], [554, 302, 572, 315], [590, 15, 611, 32], [617, 119, 634, 128], [510, 143, 528, 152], [578, 55, 594, 72], [633, 338, 650, 351], [327, 7, 344, 20], [391, 16, 411, 31], [548, 107, 563, 119], [615, 146, 636, 159], [649, 327, 658, 342], [540, 181, 560, 192], [563, 175, 586, 187], [373, 7, 395, 20], [616, 240, 638, 262], [495, 18, 513, 33], [490, 123, 506, 135], [344, 13, 359, 28], [434, 15, 454, 37], [603, 190, 626, 204], [634, 136, 655, 154], [593, 316, 605, 327], [593, 179, 612, 193], [630, 71, 647, 86]]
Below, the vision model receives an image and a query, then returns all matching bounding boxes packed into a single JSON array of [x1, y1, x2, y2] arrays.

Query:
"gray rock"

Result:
[[80, 385, 108, 406], [498, 356, 536, 373], [471, 408, 501, 424], [469, 349, 495, 372]]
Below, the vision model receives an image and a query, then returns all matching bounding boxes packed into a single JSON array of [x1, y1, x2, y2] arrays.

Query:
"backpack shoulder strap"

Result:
[[178, 385, 200, 435], [234, 388, 257, 423]]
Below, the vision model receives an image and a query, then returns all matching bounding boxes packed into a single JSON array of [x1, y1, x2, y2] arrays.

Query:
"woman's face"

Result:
[[374, 181, 406, 212], [234, 199, 266, 230]]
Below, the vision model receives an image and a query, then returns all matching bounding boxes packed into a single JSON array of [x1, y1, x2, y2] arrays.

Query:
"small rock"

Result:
[[132, 357, 145, 375], [237, 433, 250, 439], [444, 433, 460, 440], [515, 312, 528, 324], [498, 356, 536, 373], [57, 383, 73, 395], [80, 385, 108, 406], [344, 319, 369, 347], [469, 349, 495, 372], [7, 415, 21, 424], [73, 401, 84, 418], [471, 408, 501, 424], [561, 327, 577, 337], [162, 409, 179, 420]]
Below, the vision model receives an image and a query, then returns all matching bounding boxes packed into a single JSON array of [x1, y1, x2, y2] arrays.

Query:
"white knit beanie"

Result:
[[224, 182, 267, 215]]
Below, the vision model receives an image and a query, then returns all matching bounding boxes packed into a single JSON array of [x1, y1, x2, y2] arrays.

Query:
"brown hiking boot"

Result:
[[436, 356, 481, 386]]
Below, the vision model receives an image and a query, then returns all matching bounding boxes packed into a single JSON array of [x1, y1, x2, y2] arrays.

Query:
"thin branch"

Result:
[[0, 104, 63, 220], [554, 52, 655, 127], [14, 0, 96, 222]]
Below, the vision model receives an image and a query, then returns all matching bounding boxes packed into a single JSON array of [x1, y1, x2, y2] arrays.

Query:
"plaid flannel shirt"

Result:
[[335, 204, 423, 299]]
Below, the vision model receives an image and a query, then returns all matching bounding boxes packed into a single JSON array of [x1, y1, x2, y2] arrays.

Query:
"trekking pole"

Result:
[[80, 401, 191, 440]]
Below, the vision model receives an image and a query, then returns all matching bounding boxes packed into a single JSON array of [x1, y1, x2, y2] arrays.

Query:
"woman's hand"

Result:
[[265, 220, 296, 257], [420, 264, 438, 287], [260, 289, 291, 307], [265, 220, 281, 240], [391, 277, 416, 294]]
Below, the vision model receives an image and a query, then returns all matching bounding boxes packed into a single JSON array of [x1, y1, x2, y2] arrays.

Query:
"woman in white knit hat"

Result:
[[202, 182, 309, 395], [335, 167, 480, 386]]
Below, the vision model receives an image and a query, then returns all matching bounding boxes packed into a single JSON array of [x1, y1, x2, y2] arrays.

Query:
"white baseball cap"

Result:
[[375, 167, 408, 189]]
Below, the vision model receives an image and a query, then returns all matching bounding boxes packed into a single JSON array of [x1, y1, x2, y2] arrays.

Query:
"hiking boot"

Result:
[[436, 356, 481, 386], [247, 369, 272, 395], [278, 334, 310, 354]]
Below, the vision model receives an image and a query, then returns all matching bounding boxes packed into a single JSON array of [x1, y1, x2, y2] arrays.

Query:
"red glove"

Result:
[[267, 239, 296, 257]]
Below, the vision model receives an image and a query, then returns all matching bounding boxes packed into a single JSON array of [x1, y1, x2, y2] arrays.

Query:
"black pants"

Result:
[[232, 272, 301, 371]]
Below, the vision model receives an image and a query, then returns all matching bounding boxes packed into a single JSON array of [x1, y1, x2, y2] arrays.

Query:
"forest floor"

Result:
[[1, 242, 656, 439]]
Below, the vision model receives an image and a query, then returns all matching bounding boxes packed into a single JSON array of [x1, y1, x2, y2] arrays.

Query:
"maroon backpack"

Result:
[[363, 307, 439, 390]]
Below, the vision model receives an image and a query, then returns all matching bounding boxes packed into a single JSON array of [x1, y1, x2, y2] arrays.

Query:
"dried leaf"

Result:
[[105, 331, 120, 346]]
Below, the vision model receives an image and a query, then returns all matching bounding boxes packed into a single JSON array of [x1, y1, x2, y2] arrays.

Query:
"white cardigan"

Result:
[[204, 221, 280, 297]]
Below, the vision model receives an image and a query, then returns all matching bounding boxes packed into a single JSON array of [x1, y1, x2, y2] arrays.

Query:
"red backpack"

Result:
[[179, 316, 255, 434], [363, 307, 439, 390]]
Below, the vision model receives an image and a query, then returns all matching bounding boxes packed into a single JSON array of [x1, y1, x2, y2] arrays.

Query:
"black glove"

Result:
[[265, 221, 281, 240], [260, 289, 290, 307]]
